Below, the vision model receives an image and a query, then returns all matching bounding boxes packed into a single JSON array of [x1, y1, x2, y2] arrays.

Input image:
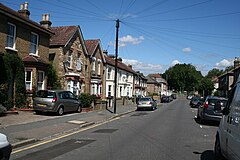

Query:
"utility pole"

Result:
[[114, 19, 120, 114]]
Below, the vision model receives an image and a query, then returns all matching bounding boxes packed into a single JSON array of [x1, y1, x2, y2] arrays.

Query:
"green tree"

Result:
[[224, 65, 234, 73], [206, 68, 224, 79], [47, 63, 61, 89], [162, 63, 202, 92], [197, 77, 214, 97]]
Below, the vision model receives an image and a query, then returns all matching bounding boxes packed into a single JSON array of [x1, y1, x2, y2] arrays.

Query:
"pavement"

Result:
[[0, 102, 140, 149]]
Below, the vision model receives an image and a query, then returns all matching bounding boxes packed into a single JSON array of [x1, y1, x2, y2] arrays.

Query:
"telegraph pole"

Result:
[[114, 19, 120, 114]]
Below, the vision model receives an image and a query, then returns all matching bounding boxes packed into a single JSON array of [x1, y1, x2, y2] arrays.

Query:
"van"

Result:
[[214, 75, 240, 160]]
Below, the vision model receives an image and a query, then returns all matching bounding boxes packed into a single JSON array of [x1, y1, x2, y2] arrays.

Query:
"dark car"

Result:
[[161, 96, 172, 103], [171, 94, 177, 99], [0, 133, 12, 160], [197, 96, 228, 123], [190, 96, 203, 108], [33, 90, 82, 116]]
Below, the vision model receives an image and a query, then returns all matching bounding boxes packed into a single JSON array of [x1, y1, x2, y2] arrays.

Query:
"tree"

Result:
[[206, 68, 224, 79], [224, 66, 234, 73], [162, 63, 202, 93], [197, 77, 214, 97], [47, 63, 61, 89]]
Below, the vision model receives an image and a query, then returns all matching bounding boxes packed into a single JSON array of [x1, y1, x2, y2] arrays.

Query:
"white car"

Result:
[[214, 75, 240, 160], [0, 133, 12, 160]]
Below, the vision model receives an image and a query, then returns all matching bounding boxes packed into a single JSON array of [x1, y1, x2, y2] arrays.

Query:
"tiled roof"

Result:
[[50, 26, 78, 46], [0, 3, 53, 35], [105, 55, 136, 74], [146, 76, 158, 84], [148, 73, 162, 78], [85, 39, 100, 56], [22, 55, 48, 65]]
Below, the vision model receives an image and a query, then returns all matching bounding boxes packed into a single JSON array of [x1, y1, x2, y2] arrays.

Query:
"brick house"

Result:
[[0, 3, 53, 96], [85, 39, 106, 98], [218, 72, 234, 98], [148, 74, 168, 95], [47, 24, 89, 95], [146, 76, 160, 95]]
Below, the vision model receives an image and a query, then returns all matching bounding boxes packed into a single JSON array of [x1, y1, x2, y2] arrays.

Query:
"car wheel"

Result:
[[214, 135, 225, 160], [76, 105, 82, 113], [35, 111, 42, 115], [57, 107, 64, 116]]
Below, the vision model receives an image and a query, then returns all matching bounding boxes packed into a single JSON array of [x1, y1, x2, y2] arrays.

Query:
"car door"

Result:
[[227, 83, 240, 160], [66, 91, 79, 111]]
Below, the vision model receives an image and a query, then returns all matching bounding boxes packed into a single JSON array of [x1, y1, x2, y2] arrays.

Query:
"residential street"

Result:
[[7, 97, 219, 160]]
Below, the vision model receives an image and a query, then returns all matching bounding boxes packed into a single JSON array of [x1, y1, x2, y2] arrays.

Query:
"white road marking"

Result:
[[68, 120, 86, 125]]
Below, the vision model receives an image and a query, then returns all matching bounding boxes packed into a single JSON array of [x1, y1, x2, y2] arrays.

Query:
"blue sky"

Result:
[[2, 0, 240, 75]]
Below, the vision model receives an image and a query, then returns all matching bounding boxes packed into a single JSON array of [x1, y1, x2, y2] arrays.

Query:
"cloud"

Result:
[[123, 59, 166, 75], [182, 47, 192, 53], [215, 59, 234, 69], [171, 60, 181, 66], [109, 35, 144, 47]]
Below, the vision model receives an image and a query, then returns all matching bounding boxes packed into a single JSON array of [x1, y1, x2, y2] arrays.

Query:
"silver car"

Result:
[[33, 90, 82, 116], [137, 97, 157, 111], [0, 133, 12, 160]]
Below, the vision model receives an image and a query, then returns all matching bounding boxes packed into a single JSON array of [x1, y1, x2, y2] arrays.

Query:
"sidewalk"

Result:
[[0, 103, 137, 148]]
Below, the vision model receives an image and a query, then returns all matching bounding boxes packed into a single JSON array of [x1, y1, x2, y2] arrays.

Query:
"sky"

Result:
[[2, 0, 240, 76]]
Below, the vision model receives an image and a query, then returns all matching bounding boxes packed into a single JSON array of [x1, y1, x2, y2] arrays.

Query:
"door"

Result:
[[227, 83, 240, 160], [66, 91, 79, 111]]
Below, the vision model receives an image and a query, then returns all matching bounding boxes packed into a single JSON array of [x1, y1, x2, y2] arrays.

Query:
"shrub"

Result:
[[78, 93, 95, 108], [0, 104, 7, 116]]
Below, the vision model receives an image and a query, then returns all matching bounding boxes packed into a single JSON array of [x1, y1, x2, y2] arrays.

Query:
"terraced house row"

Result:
[[0, 2, 168, 107]]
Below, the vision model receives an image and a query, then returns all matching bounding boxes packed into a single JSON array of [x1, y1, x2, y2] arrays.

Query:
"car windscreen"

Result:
[[36, 90, 56, 98]]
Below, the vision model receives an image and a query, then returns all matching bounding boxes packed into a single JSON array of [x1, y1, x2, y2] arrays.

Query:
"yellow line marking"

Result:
[[12, 117, 120, 154]]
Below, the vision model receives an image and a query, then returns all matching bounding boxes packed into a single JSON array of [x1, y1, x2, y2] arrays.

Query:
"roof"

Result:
[[50, 26, 78, 46], [22, 55, 48, 66], [105, 55, 136, 74], [146, 76, 158, 84], [148, 73, 162, 78], [85, 39, 100, 56], [0, 3, 53, 35]]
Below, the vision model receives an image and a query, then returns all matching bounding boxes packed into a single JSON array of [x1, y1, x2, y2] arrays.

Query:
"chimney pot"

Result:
[[20, 4, 24, 10], [24, 2, 29, 10], [40, 14, 52, 28]]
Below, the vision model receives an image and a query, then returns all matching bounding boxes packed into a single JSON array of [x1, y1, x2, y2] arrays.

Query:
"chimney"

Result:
[[234, 57, 240, 68], [109, 54, 115, 59], [118, 57, 122, 63], [128, 64, 132, 69], [40, 14, 52, 28], [18, 2, 30, 18], [103, 50, 108, 56]]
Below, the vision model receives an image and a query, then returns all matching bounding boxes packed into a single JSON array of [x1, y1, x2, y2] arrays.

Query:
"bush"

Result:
[[78, 93, 95, 108], [0, 104, 7, 116]]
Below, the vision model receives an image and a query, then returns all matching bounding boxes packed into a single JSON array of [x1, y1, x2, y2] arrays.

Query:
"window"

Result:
[[30, 33, 38, 55], [67, 51, 72, 68], [108, 85, 112, 97], [92, 57, 96, 72], [37, 71, 45, 90], [76, 53, 82, 71], [98, 60, 101, 75], [25, 70, 32, 90], [91, 84, 96, 95], [7, 23, 16, 49], [108, 68, 112, 79]]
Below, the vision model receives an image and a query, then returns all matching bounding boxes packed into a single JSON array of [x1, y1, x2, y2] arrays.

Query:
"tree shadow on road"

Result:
[[193, 150, 214, 160]]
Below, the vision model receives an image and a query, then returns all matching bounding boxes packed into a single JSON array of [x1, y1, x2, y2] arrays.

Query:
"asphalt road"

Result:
[[11, 98, 219, 160]]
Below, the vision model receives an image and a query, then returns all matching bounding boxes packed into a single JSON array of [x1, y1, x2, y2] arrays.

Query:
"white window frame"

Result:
[[108, 85, 112, 97], [76, 53, 82, 71], [92, 57, 96, 72], [97, 60, 101, 75], [67, 51, 72, 68], [30, 32, 39, 55], [25, 69, 32, 90], [107, 68, 111, 79], [37, 71, 45, 90], [6, 23, 16, 49]]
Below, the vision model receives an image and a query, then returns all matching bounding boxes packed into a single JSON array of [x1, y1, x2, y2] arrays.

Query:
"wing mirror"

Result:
[[222, 107, 229, 115]]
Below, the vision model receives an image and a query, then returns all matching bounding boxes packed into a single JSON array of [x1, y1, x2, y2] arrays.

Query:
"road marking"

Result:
[[68, 120, 86, 125], [12, 117, 120, 154]]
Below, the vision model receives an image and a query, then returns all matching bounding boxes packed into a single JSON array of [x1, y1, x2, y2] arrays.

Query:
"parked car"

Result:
[[214, 75, 240, 160], [137, 97, 157, 111], [33, 90, 82, 116], [0, 133, 12, 160], [190, 96, 203, 108], [161, 96, 172, 103], [197, 96, 228, 123]]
